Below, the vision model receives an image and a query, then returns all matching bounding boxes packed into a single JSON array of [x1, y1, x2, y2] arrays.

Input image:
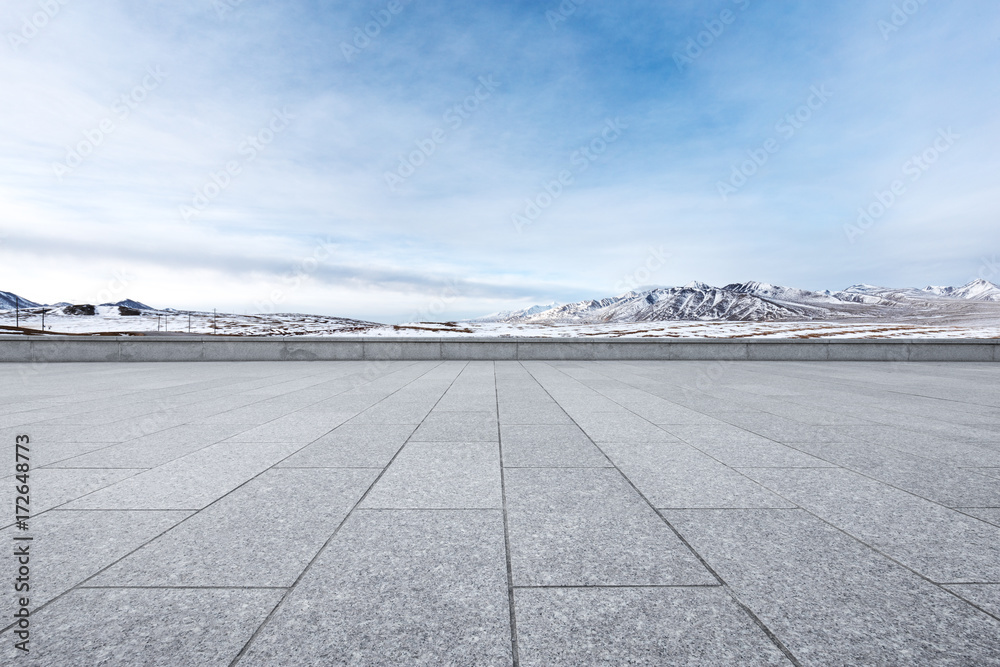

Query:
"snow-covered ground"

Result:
[[2, 278, 999, 338], [1, 308, 998, 339], [0, 306, 380, 337]]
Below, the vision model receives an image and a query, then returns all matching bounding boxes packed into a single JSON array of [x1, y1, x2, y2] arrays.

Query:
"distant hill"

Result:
[[471, 279, 1000, 323]]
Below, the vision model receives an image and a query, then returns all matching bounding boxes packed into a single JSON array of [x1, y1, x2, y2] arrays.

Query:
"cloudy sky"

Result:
[[2, 0, 998, 322]]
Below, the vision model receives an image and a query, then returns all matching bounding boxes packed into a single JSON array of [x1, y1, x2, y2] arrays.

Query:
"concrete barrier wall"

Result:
[[0, 336, 997, 362]]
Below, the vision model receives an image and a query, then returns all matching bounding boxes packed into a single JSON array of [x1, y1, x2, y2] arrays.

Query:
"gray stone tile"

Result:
[[790, 441, 1000, 507], [976, 468, 1000, 480], [193, 402, 298, 425], [665, 425, 830, 467], [601, 441, 794, 509], [833, 425, 1000, 467], [960, 508, 1000, 527], [944, 585, 1000, 617], [572, 413, 675, 443], [667, 509, 1000, 665], [363, 441, 502, 509], [720, 414, 846, 443], [63, 441, 302, 510], [1, 468, 144, 522], [498, 403, 575, 425], [51, 424, 247, 469], [220, 414, 345, 443], [277, 423, 417, 468], [410, 410, 499, 441], [238, 510, 513, 666], [31, 441, 118, 467], [346, 402, 435, 424], [0, 510, 189, 618], [71, 419, 188, 443], [743, 467, 1000, 583], [505, 468, 714, 586], [515, 587, 791, 666], [500, 425, 610, 467], [89, 468, 375, 587], [1, 588, 282, 666]]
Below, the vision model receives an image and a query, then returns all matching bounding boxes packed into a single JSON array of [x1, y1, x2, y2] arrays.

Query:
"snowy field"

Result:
[[1, 307, 998, 338]]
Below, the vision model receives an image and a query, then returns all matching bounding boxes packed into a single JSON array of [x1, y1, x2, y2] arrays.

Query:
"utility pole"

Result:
[[41, 308, 48, 332], [15, 295, 19, 328], [213, 308, 217, 333], [188, 313, 191, 333]]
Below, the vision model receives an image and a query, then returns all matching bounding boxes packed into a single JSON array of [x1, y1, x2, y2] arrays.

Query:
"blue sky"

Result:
[[1, 0, 998, 322]]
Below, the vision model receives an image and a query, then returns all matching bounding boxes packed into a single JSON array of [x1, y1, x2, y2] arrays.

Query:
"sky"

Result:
[[1, 0, 998, 323]]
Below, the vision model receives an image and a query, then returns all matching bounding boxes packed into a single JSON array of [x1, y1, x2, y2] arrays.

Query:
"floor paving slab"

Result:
[[238, 509, 513, 666], [1, 468, 144, 523], [500, 424, 611, 467], [600, 441, 795, 509], [50, 424, 248, 469], [742, 467, 1000, 582], [944, 584, 1000, 618], [0, 509, 190, 621], [0, 588, 284, 666], [665, 424, 831, 467], [410, 410, 499, 441], [571, 412, 677, 443], [505, 467, 715, 586], [789, 440, 1000, 507], [514, 587, 791, 666], [362, 441, 503, 509], [277, 423, 417, 468], [497, 402, 575, 424], [959, 507, 1000, 527], [89, 468, 376, 587], [667, 508, 1000, 665], [62, 440, 303, 510]]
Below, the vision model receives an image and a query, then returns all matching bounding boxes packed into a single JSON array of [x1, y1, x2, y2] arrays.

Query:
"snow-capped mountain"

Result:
[[0, 291, 41, 310], [100, 299, 154, 310], [0, 292, 156, 312], [471, 302, 562, 323], [922, 279, 1000, 302], [475, 279, 1000, 324]]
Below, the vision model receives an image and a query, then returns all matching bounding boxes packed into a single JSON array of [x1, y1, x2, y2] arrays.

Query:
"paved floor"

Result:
[[2, 360, 1000, 665]]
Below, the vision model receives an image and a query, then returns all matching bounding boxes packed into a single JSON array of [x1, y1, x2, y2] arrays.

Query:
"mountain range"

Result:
[[471, 279, 1000, 324], [4, 280, 1000, 326], [0, 293, 154, 313]]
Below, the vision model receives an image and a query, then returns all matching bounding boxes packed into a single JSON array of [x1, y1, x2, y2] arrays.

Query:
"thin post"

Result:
[[15, 295, 19, 328]]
